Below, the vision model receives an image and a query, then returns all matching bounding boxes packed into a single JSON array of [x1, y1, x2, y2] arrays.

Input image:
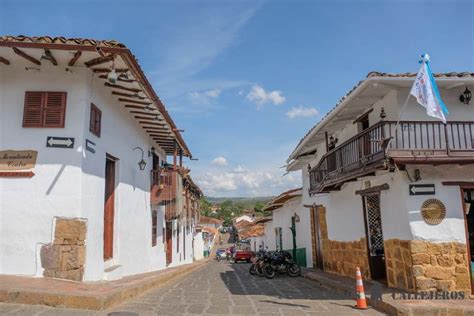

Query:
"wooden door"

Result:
[[104, 157, 116, 261], [461, 187, 474, 294], [166, 222, 172, 265], [311, 207, 324, 270], [362, 194, 386, 282]]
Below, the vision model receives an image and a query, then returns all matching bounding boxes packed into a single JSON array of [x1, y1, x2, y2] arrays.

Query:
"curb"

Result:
[[0, 260, 209, 310], [301, 271, 411, 315]]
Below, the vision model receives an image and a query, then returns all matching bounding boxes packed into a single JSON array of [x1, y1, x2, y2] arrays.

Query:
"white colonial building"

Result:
[[0, 35, 202, 282], [287, 71, 474, 293], [259, 188, 313, 267]]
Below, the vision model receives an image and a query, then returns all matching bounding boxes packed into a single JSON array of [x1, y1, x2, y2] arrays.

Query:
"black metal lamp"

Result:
[[460, 87, 472, 105], [148, 147, 155, 157], [133, 147, 147, 171]]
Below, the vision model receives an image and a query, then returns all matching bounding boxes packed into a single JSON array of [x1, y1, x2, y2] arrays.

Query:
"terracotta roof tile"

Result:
[[0, 35, 125, 48]]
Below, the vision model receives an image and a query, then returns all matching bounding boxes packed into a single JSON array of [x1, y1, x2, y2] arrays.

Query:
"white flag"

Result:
[[410, 54, 448, 123]]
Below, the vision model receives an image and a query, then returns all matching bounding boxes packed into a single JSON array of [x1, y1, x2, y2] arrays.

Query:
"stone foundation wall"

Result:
[[385, 239, 415, 291], [41, 218, 86, 281], [385, 239, 470, 293], [411, 240, 470, 293], [322, 238, 371, 280]]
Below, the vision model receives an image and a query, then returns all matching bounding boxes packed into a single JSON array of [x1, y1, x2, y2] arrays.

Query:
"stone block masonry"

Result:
[[40, 218, 87, 281], [322, 238, 371, 280], [385, 239, 471, 294]]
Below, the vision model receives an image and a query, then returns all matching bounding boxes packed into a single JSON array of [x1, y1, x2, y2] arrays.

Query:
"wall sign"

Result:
[[0, 171, 35, 178], [0, 150, 38, 170], [85, 139, 96, 154], [421, 198, 446, 225], [46, 137, 74, 149], [409, 184, 435, 196]]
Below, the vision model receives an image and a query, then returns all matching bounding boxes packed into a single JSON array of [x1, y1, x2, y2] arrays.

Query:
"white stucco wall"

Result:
[[268, 197, 313, 267], [302, 164, 473, 245], [193, 231, 205, 261], [0, 66, 89, 276], [0, 66, 184, 280]]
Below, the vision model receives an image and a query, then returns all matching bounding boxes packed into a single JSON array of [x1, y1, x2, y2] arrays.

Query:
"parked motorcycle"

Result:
[[249, 249, 272, 276], [262, 250, 301, 279]]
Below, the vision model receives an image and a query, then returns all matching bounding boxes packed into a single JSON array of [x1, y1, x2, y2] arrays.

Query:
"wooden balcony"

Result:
[[309, 120, 474, 193], [150, 168, 180, 220]]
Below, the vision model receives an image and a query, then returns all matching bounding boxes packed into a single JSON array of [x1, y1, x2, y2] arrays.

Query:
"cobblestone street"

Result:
[[0, 260, 385, 315]]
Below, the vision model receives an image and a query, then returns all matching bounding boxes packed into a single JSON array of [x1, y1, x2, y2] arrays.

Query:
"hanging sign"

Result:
[[0, 150, 38, 170], [85, 139, 96, 154], [46, 137, 74, 149], [0, 171, 35, 178], [409, 184, 435, 196]]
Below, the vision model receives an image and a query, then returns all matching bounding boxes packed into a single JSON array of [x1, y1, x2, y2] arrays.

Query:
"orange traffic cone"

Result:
[[354, 267, 368, 309]]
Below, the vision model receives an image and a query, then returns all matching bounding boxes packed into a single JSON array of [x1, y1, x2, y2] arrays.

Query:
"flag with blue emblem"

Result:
[[410, 53, 449, 123]]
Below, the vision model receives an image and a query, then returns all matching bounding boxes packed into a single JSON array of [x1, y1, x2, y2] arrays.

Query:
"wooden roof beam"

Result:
[[93, 68, 129, 73], [43, 49, 57, 66], [84, 54, 115, 67], [119, 98, 151, 105], [12, 47, 41, 65], [98, 75, 136, 83], [139, 121, 165, 126], [68, 51, 82, 66], [112, 91, 146, 100], [0, 57, 10, 65], [104, 82, 141, 93]]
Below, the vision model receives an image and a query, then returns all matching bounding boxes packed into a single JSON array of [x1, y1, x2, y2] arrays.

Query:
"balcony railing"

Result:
[[150, 168, 180, 220], [309, 120, 474, 193]]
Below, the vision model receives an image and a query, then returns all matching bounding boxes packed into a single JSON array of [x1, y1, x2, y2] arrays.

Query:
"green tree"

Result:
[[200, 197, 212, 217]]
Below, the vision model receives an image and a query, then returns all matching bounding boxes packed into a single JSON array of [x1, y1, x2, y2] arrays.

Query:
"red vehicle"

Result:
[[234, 249, 253, 263]]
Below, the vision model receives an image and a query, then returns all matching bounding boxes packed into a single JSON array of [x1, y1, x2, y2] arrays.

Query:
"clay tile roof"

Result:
[[0, 35, 125, 48], [262, 188, 302, 212], [288, 71, 474, 162], [202, 227, 218, 235], [239, 224, 265, 239], [199, 216, 223, 225]]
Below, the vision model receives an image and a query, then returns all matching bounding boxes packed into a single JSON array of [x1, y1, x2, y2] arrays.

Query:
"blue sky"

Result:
[[1, 0, 473, 197]]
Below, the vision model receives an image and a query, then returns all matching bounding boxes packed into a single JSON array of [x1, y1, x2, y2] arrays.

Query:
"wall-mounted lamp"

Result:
[[107, 59, 118, 84], [293, 213, 300, 223], [133, 147, 147, 170], [329, 135, 338, 146], [460, 87, 472, 105], [148, 147, 156, 157]]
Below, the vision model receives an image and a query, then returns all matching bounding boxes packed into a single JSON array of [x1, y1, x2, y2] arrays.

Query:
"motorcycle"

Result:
[[262, 250, 301, 279], [249, 249, 271, 276]]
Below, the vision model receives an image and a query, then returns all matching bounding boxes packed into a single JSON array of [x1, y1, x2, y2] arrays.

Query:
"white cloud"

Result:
[[246, 85, 286, 107], [286, 106, 319, 119], [211, 156, 228, 166], [194, 167, 300, 197], [205, 89, 221, 98], [188, 88, 222, 106]]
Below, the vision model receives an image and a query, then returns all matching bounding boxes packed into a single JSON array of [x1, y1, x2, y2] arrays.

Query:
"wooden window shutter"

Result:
[[23, 91, 66, 128], [23, 92, 44, 127], [90, 103, 102, 137], [43, 92, 66, 127]]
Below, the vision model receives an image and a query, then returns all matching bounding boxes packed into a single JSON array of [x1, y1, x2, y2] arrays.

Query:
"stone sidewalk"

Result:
[[302, 268, 474, 315], [0, 259, 208, 310], [0, 260, 386, 315]]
